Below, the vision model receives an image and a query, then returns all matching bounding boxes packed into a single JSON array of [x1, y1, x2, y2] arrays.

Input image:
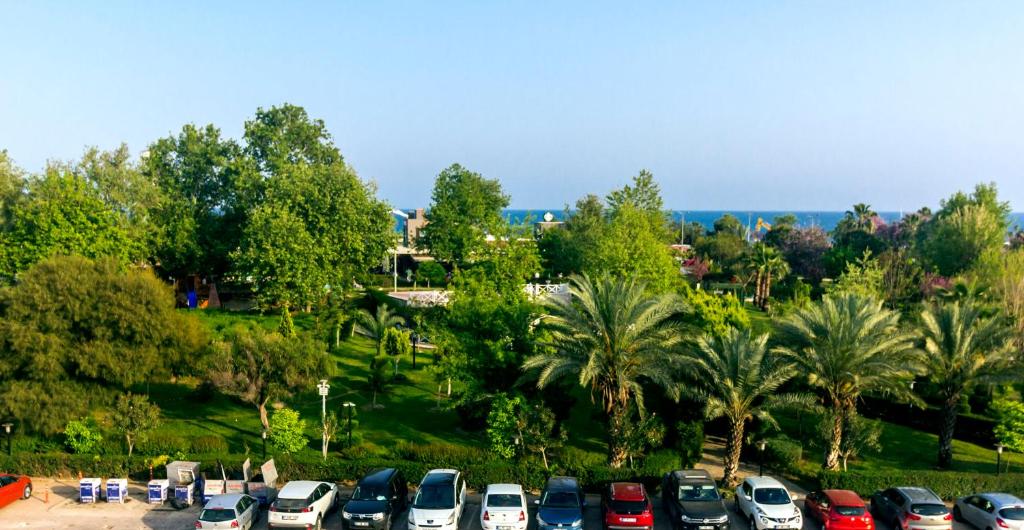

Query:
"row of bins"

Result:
[[83, 459, 278, 507], [78, 478, 128, 503]]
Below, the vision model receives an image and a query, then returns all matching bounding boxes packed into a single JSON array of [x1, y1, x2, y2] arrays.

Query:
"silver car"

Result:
[[197, 493, 260, 529], [955, 493, 1024, 530]]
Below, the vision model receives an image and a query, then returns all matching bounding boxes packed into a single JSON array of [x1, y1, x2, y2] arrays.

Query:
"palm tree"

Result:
[[920, 300, 1016, 468], [746, 243, 790, 310], [523, 274, 687, 467], [355, 305, 405, 355], [846, 203, 878, 233], [683, 328, 805, 487], [775, 294, 920, 470]]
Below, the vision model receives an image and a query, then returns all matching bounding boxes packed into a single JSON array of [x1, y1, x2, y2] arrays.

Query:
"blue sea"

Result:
[[502, 209, 1024, 233]]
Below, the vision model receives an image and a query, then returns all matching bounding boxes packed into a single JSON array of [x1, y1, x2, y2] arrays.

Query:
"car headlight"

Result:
[[712, 515, 730, 524], [373, 513, 385, 521], [572, 519, 583, 527], [343, 512, 353, 519], [447, 513, 456, 525], [682, 515, 698, 523], [409, 512, 416, 525], [793, 507, 801, 517]]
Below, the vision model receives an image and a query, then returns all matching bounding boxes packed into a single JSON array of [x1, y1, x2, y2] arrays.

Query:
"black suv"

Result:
[[661, 470, 729, 530], [342, 468, 409, 530]]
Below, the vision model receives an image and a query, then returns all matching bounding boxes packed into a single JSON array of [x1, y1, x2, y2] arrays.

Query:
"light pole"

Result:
[[2, 423, 12, 456], [757, 440, 767, 476], [317, 380, 330, 460], [995, 444, 1003, 478], [261, 428, 267, 460], [909, 381, 916, 414], [343, 402, 356, 448]]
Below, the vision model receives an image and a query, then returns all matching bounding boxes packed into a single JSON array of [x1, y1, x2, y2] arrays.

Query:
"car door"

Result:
[[458, 477, 467, 520], [962, 497, 981, 528], [243, 496, 257, 529], [885, 490, 905, 524], [805, 492, 822, 523], [0, 476, 14, 507], [978, 497, 997, 529]]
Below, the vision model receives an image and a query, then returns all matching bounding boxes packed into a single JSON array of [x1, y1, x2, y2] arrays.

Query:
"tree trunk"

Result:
[[541, 448, 549, 470], [259, 399, 270, 432], [753, 272, 762, 307], [938, 393, 959, 468], [127, 435, 134, 459], [608, 409, 629, 468], [334, 323, 341, 349], [373, 390, 378, 408], [723, 418, 745, 488], [394, 357, 399, 377], [762, 271, 772, 309], [824, 406, 843, 471]]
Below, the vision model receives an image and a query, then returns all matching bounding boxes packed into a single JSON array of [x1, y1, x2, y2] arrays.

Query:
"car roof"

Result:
[[545, 476, 580, 490], [896, 487, 941, 503], [486, 484, 524, 495], [279, 481, 330, 497], [610, 482, 646, 501], [205, 494, 248, 509], [979, 493, 1024, 507], [746, 476, 785, 489], [422, 470, 458, 486], [673, 469, 714, 483], [360, 468, 397, 486], [823, 490, 865, 506]]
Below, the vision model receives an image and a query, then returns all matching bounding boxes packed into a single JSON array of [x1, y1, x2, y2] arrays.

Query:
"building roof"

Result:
[[823, 490, 865, 506], [610, 482, 646, 501]]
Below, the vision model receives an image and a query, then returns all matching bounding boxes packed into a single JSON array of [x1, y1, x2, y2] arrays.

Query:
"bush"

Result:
[[139, 432, 189, 456], [764, 435, 803, 474], [817, 470, 1024, 500], [269, 408, 308, 454], [676, 420, 704, 468], [190, 435, 229, 454], [64, 419, 103, 454]]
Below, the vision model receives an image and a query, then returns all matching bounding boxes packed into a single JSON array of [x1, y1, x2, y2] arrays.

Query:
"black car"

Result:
[[661, 470, 729, 530], [342, 468, 409, 530]]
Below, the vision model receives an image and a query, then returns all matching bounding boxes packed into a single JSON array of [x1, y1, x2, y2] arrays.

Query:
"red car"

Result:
[[805, 489, 874, 530], [602, 482, 654, 530], [0, 473, 33, 509]]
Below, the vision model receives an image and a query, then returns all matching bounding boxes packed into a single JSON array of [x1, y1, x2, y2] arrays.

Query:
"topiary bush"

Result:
[[268, 408, 309, 454], [817, 470, 1024, 500], [63, 419, 103, 454]]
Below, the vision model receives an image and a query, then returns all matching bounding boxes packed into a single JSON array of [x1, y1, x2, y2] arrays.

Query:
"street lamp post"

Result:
[[261, 428, 267, 460], [343, 402, 356, 448], [757, 440, 767, 477], [997, 443, 1005, 475], [317, 380, 330, 460], [1, 423, 12, 456]]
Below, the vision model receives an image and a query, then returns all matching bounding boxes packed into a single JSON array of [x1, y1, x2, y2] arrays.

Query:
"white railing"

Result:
[[524, 283, 570, 300]]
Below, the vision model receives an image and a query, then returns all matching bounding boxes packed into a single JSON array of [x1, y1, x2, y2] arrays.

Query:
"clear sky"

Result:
[[2, 1, 1023, 211]]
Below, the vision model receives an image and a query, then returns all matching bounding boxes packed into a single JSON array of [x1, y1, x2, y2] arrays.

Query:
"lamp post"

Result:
[[757, 440, 767, 476], [261, 428, 267, 460], [909, 381, 916, 414], [317, 380, 330, 460], [997, 443, 1005, 475], [343, 402, 356, 448], [1, 423, 12, 456]]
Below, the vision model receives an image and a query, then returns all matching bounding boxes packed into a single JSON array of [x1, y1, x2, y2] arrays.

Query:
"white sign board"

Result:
[[261, 459, 278, 486]]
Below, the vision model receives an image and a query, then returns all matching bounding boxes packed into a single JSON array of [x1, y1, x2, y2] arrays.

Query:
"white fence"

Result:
[[389, 283, 569, 307]]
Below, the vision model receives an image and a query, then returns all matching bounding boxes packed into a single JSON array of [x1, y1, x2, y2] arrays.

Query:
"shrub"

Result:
[[269, 408, 308, 454], [190, 435, 229, 454], [676, 420, 704, 468], [817, 470, 1024, 500], [63, 419, 103, 454], [764, 435, 803, 474], [139, 432, 189, 456]]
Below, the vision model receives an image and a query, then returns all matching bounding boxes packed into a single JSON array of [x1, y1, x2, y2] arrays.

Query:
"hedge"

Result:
[[817, 470, 1024, 500]]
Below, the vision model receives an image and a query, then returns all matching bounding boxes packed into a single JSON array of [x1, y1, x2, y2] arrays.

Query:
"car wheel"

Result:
[[749, 516, 757, 530], [893, 519, 901, 530], [953, 507, 963, 523], [22, 484, 32, 499], [314, 515, 323, 530]]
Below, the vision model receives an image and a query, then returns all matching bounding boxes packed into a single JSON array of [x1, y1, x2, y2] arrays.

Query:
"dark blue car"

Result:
[[536, 477, 585, 530]]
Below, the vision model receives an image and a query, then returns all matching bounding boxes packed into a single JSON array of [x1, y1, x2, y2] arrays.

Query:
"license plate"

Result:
[[283, 515, 298, 520], [699, 526, 714, 530], [355, 523, 370, 527], [621, 518, 636, 523], [498, 526, 512, 530]]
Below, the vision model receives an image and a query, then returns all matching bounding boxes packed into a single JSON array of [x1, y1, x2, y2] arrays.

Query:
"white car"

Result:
[[481, 484, 528, 530], [735, 476, 802, 530], [268, 480, 339, 530], [408, 469, 467, 530], [197, 493, 260, 529]]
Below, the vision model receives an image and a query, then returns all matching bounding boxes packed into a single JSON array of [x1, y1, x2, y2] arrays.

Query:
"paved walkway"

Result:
[[696, 435, 809, 494]]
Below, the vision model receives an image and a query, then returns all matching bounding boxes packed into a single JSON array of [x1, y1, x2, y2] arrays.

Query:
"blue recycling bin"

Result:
[[106, 479, 128, 503], [79, 478, 102, 503], [148, 479, 169, 504]]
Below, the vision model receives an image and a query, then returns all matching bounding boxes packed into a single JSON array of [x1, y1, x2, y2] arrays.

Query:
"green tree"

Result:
[[827, 251, 884, 300], [523, 274, 686, 467], [322, 411, 340, 459], [367, 355, 392, 408], [418, 163, 510, 266], [919, 300, 1016, 468], [746, 243, 790, 310], [64, 418, 103, 454], [992, 399, 1024, 457], [0, 255, 208, 433], [415, 261, 447, 288], [681, 284, 749, 338], [355, 305, 405, 356], [620, 412, 666, 469], [517, 401, 566, 470], [775, 294, 920, 470], [279, 305, 297, 338], [973, 249, 1024, 350], [111, 393, 162, 458], [682, 328, 804, 486], [486, 393, 523, 459], [218, 326, 331, 431], [268, 408, 308, 454], [591, 203, 680, 293], [382, 327, 412, 376], [817, 411, 882, 471], [606, 169, 665, 217], [919, 183, 1011, 276]]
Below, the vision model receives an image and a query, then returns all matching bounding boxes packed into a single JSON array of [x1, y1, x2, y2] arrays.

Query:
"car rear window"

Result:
[[754, 488, 791, 505], [610, 500, 648, 514], [1000, 508, 1024, 521], [541, 491, 580, 508], [276, 497, 310, 510], [487, 494, 522, 508], [910, 504, 948, 516], [835, 506, 866, 516], [200, 508, 237, 522]]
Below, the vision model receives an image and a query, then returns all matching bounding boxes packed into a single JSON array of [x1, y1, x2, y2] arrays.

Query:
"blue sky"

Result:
[[2, 1, 1023, 210]]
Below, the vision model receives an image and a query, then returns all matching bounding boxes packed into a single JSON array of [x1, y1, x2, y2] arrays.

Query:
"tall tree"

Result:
[[746, 243, 790, 310], [775, 294, 920, 470], [111, 393, 162, 458], [418, 163, 510, 267], [355, 305, 405, 356], [919, 183, 1011, 276], [919, 300, 1016, 467], [683, 328, 804, 486], [218, 326, 331, 430], [523, 274, 687, 467], [591, 203, 680, 293]]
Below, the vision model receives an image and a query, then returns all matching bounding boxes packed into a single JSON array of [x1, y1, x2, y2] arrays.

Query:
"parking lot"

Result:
[[0, 479, 978, 530]]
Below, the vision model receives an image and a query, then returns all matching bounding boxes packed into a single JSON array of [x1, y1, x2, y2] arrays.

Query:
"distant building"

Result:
[[534, 211, 564, 236], [402, 208, 428, 248]]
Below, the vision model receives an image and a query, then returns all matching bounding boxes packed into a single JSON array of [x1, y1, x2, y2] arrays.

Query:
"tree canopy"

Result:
[[418, 163, 510, 267]]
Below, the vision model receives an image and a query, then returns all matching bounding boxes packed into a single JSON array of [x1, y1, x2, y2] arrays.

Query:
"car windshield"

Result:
[[487, 494, 522, 508], [680, 484, 720, 501], [754, 488, 791, 505], [910, 504, 948, 516], [541, 491, 580, 508], [276, 498, 310, 510], [200, 508, 237, 522], [414, 484, 454, 509], [1000, 508, 1024, 521], [835, 506, 866, 516], [353, 485, 386, 501]]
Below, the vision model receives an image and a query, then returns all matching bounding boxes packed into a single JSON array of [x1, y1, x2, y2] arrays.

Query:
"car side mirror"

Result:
[[743, 495, 752, 502], [534, 500, 540, 505], [792, 494, 803, 501]]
